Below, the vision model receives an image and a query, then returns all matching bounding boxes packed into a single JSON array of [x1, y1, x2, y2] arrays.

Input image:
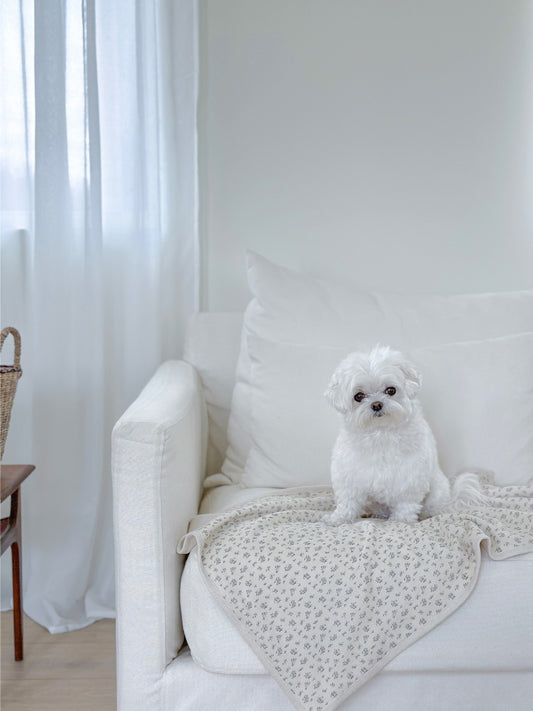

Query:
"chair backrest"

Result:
[[183, 312, 243, 477]]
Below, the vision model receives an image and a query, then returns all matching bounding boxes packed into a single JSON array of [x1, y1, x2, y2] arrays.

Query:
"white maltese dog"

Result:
[[323, 345, 485, 525]]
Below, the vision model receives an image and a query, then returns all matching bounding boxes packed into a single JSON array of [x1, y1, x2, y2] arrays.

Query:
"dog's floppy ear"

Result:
[[324, 365, 352, 413], [396, 357, 421, 399], [326, 352, 367, 413], [324, 353, 355, 415]]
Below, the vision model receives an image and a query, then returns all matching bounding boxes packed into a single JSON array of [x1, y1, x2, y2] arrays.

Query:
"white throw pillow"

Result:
[[242, 332, 533, 489], [246, 251, 533, 346], [221, 252, 533, 485]]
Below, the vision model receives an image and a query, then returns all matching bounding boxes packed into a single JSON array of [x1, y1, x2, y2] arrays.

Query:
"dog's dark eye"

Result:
[[384, 387, 396, 396], [353, 392, 366, 402]]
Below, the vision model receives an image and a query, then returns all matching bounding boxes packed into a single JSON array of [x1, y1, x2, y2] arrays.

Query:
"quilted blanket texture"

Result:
[[178, 485, 533, 711]]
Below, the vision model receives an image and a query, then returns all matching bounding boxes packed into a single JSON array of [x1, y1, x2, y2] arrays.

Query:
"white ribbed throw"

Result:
[[178, 484, 533, 711]]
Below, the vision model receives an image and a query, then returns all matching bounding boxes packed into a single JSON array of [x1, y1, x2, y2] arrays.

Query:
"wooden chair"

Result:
[[1, 464, 35, 660]]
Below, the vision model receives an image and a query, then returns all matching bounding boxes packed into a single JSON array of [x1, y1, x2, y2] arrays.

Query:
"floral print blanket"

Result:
[[178, 484, 533, 711]]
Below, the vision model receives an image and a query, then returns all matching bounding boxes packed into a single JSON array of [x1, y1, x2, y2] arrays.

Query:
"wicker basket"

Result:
[[0, 327, 23, 460]]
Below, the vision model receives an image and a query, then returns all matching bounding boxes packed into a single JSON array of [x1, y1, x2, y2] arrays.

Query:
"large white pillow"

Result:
[[219, 252, 533, 486], [246, 252, 533, 346], [242, 332, 533, 489]]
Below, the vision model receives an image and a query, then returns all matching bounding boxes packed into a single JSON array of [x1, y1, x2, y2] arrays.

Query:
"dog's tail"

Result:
[[449, 471, 489, 511]]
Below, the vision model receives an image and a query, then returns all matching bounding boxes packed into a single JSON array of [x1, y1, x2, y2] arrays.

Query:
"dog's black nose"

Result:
[[371, 401, 383, 412]]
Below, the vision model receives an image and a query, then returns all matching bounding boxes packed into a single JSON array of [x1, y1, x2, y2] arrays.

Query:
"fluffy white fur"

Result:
[[323, 345, 485, 525]]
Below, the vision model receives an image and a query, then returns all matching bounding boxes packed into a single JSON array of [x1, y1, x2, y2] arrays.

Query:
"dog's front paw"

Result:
[[388, 502, 421, 524], [322, 509, 352, 526]]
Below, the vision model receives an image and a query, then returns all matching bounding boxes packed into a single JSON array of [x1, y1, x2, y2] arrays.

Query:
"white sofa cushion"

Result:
[[183, 312, 243, 484], [221, 252, 533, 487], [241, 332, 533, 488], [181, 485, 533, 675]]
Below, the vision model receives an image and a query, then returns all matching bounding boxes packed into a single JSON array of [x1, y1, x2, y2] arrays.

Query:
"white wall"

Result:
[[199, 0, 533, 311]]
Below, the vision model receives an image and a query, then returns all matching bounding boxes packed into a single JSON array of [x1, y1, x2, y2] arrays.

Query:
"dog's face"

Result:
[[325, 346, 421, 430]]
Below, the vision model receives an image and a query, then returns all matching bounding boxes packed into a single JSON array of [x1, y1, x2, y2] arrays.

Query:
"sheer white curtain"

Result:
[[0, 0, 198, 632]]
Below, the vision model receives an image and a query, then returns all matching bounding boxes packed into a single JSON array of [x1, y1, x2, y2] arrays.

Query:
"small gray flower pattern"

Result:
[[179, 485, 533, 711]]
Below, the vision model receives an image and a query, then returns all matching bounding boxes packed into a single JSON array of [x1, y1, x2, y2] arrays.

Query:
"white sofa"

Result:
[[112, 255, 533, 711]]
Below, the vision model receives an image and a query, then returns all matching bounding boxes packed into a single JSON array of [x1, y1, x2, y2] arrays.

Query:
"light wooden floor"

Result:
[[1, 611, 116, 710]]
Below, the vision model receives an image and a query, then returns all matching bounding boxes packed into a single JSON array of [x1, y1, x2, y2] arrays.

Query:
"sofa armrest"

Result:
[[112, 360, 207, 709]]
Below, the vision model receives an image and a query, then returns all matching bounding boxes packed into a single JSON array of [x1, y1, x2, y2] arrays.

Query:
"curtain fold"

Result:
[[0, 0, 198, 632]]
